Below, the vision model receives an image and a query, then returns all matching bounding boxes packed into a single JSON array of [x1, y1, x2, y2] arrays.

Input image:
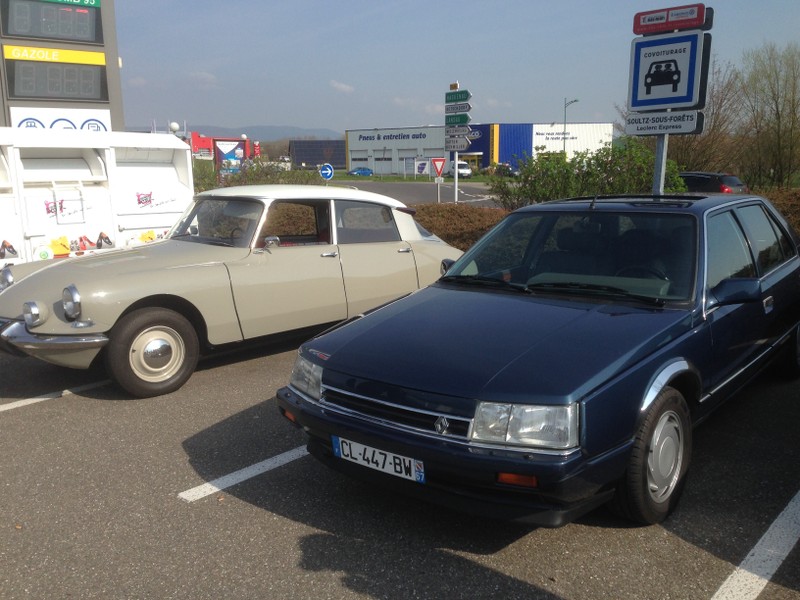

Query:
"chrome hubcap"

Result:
[[128, 325, 185, 383], [647, 410, 683, 504], [142, 338, 173, 369]]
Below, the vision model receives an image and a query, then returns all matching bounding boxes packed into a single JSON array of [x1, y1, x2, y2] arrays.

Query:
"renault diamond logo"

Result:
[[434, 416, 449, 434]]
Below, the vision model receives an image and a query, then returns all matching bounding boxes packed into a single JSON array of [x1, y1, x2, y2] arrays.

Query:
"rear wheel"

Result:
[[611, 386, 691, 524], [105, 308, 199, 398]]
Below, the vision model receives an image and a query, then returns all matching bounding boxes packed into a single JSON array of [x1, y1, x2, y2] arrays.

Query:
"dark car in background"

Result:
[[680, 171, 749, 194], [278, 193, 800, 527]]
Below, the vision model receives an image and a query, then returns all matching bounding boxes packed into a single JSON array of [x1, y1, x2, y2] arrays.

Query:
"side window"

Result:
[[737, 204, 794, 274], [262, 201, 330, 246], [706, 211, 756, 288], [335, 200, 401, 243]]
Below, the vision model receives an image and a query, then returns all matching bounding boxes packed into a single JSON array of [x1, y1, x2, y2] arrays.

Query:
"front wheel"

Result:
[[611, 386, 692, 524], [105, 308, 199, 398]]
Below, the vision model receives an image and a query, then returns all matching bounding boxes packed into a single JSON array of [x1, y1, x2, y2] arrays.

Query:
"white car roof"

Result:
[[198, 184, 407, 208]]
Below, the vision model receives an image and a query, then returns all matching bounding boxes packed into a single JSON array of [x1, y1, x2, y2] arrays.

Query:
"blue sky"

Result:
[[115, 1, 800, 134]]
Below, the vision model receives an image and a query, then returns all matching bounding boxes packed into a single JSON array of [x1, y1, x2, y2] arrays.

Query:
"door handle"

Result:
[[320, 251, 338, 258], [397, 247, 412, 254], [763, 295, 774, 314]]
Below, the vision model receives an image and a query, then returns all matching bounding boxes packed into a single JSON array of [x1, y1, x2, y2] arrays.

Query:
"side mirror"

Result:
[[264, 235, 280, 248], [440, 258, 456, 276], [708, 278, 761, 307]]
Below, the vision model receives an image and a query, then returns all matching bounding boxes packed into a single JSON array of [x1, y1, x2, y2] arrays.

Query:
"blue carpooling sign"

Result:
[[319, 163, 334, 180], [628, 30, 708, 112]]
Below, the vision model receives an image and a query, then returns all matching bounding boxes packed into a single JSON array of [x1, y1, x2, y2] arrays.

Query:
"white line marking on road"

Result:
[[712, 488, 800, 600], [0, 380, 110, 413], [178, 445, 309, 502]]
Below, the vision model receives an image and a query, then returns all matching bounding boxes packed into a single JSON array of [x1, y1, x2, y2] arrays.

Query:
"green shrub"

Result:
[[488, 138, 686, 211], [414, 204, 507, 251]]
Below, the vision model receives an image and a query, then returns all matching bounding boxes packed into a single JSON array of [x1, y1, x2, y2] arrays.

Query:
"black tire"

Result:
[[611, 386, 692, 525], [105, 308, 199, 398]]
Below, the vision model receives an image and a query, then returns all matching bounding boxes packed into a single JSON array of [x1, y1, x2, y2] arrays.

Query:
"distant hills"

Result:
[[182, 124, 343, 141]]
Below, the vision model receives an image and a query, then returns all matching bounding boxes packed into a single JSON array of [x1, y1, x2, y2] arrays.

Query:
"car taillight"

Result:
[[720, 184, 733, 193]]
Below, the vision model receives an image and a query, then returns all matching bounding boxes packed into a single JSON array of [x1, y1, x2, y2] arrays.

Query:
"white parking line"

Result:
[[0, 380, 110, 413], [178, 445, 309, 502], [712, 489, 800, 600]]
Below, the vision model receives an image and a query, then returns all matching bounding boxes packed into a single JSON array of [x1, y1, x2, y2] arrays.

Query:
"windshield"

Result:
[[445, 210, 697, 303], [168, 197, 265, 248]]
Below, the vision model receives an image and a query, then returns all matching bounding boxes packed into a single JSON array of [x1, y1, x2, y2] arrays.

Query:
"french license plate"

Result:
[[331, 435, 425, 484]]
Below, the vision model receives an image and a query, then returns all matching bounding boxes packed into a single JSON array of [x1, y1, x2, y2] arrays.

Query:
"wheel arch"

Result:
[[640, 359, 702, 418], [116, 295, 210, 350]]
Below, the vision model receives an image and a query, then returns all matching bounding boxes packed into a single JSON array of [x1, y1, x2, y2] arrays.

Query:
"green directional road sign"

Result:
[[445, 113, 471, 126], [445, 89, 471, 104]]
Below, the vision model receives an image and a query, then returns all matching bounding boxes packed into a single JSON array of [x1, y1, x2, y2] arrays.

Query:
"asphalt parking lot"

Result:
[[1, 340, 799, 599]]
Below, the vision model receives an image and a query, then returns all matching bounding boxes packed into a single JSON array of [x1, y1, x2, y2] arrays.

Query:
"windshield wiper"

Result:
[[440, 274, 533, 294], [527, 281, 665, 306]]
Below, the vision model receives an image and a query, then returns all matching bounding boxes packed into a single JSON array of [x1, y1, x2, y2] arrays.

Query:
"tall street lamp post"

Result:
[[563, 98, 578, 155]]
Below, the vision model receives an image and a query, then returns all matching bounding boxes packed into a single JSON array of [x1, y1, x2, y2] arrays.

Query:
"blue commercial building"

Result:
[[345, 123, 613, 175]]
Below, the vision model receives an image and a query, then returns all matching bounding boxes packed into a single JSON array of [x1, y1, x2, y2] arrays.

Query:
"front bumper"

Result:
[[276, 385, 626, 527], [0, 318, 108, 368]]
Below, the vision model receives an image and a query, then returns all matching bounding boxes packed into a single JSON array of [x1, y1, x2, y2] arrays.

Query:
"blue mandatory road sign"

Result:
[[319, 163, 334, 180], [628, 30, 708, 112]]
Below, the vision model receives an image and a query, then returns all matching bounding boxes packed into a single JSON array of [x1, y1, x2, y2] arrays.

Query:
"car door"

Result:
[[735, 202, 800, 344], [227, 199, 348, 339], [704, 208, 766, 393], [334, 199, 418, 316]]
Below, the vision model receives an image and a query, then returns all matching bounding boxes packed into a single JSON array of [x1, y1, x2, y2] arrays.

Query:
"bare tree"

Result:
[[736, 43, 800, 187], [668, 59, 743, 172]]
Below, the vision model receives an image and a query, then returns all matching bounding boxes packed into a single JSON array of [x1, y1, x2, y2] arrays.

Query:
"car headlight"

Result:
[[472, 402, 578, 450], [0, 267, 13, 291], [289, 353, 323, 400], [62, 284, 82, 320], [23, 301, 49, 327]]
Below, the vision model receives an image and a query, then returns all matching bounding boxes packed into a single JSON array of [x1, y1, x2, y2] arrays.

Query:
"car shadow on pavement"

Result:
[[664, 374, 800, 595], [181, 398, 570, 600], [580, 372, 800, 595], [181, 371, 800, 598], [0, 331, 316, 401]]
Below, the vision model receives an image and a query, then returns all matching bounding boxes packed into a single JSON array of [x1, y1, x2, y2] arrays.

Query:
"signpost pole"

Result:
[[445, 84, 472, 205], [653, 134, 668, 195], [454, 150, 459, 203]]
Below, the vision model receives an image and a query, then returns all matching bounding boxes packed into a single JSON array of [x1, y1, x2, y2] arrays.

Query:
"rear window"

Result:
[[335, 200, 401, 244], [721, 175, 744, 186]]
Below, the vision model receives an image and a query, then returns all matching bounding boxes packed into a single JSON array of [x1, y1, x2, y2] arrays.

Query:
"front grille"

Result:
[[322, 385, 472, 440]]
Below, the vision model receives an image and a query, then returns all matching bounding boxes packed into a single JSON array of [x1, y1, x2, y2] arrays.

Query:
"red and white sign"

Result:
[[431, 157, 446, 177], [633, 4, 705, 35]]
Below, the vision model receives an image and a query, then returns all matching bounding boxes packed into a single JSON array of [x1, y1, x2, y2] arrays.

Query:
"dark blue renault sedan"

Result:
[[277, 194, 800, 527]]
